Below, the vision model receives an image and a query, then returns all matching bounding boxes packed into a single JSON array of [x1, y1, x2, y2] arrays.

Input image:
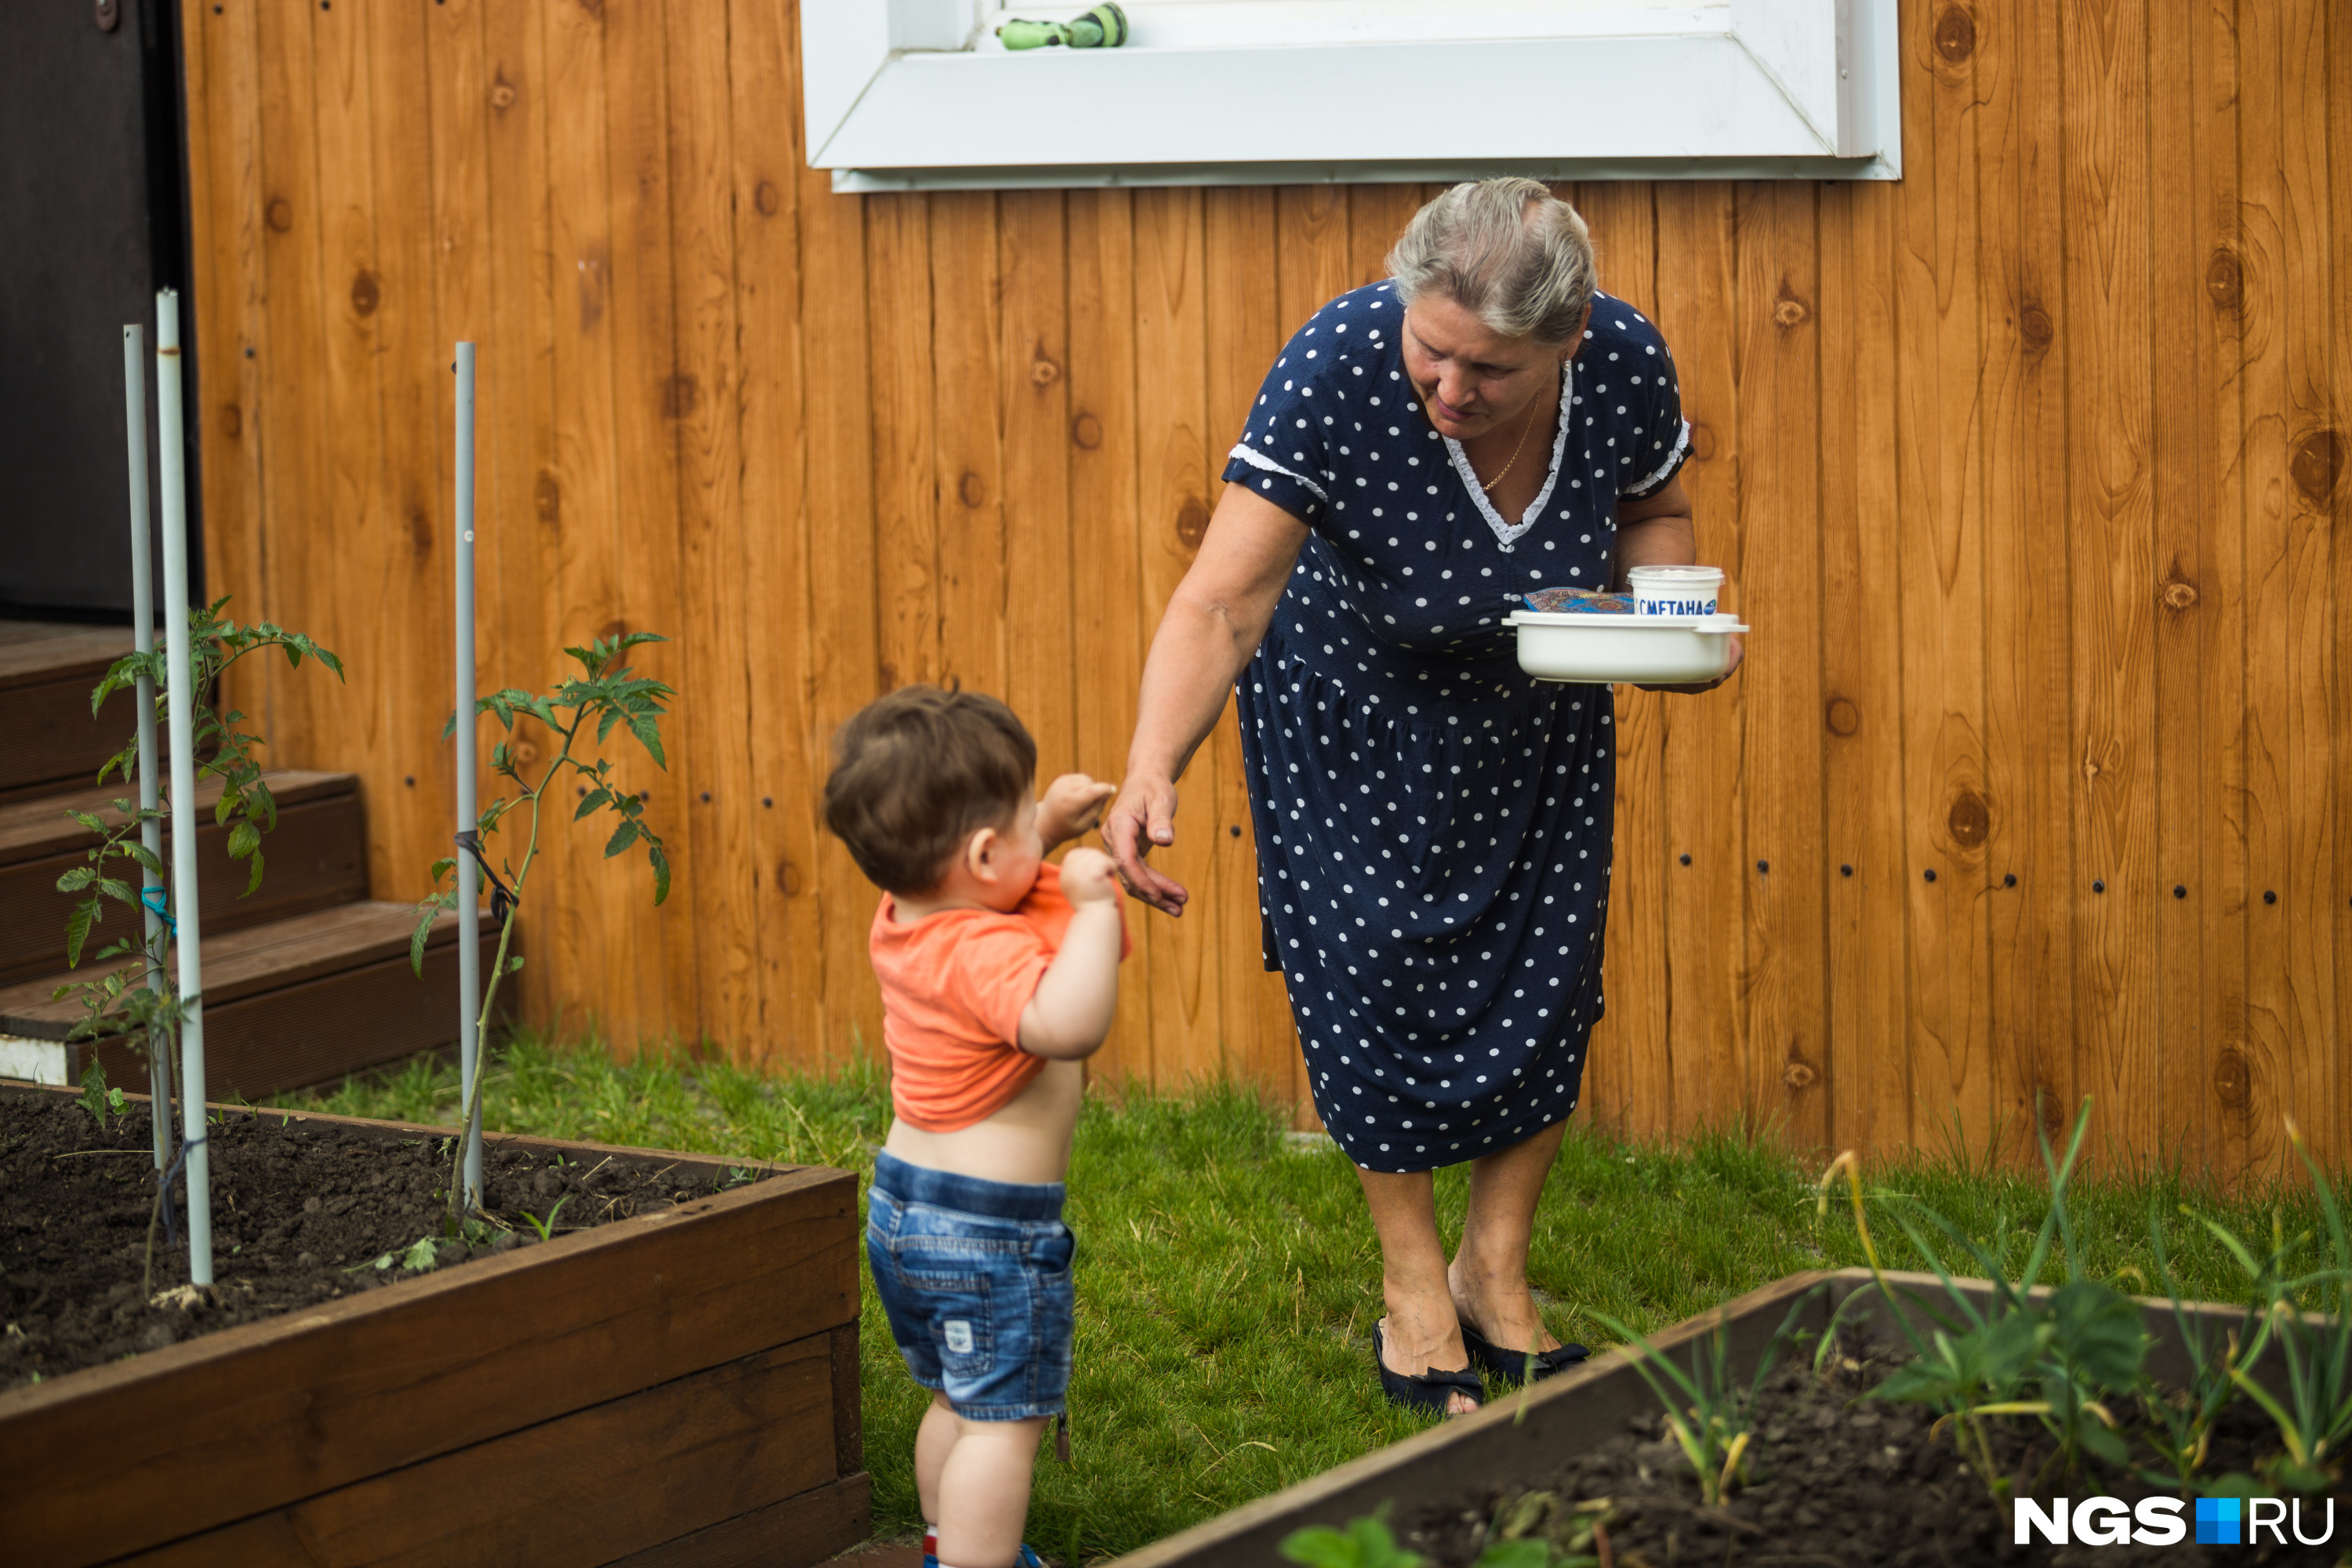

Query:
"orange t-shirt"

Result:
[[869, 861, 1131, 1133]]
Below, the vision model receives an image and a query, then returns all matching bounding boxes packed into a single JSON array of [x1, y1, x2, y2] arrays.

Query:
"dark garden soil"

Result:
[[1, 1094, 765, 1391], [1406, 1345, 2343, 1568]]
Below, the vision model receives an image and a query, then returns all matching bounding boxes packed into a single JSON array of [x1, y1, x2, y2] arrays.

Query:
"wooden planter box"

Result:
[[1108, 1268, 2280, 1567], [0, 1094, 868, 1568]]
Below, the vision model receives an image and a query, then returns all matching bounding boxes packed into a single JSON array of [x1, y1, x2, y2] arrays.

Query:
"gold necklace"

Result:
[[1464, 390, 1545, 493]]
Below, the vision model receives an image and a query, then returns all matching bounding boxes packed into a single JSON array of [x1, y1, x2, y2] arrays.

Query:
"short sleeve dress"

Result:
[[1221, 282, 1690, 1174]]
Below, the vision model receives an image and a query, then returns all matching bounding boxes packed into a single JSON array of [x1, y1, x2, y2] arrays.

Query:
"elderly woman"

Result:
[[1104, 179, 1736, 1416]]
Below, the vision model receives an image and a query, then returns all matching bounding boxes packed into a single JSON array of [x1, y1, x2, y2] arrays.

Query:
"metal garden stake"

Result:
[[155, 289, 212, 1287], [453, 342, 485, 1206], [121, 322, 174, 1173]]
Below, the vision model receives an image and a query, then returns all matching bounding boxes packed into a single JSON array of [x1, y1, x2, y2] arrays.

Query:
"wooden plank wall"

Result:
[[178, 0, 2350, 1176]]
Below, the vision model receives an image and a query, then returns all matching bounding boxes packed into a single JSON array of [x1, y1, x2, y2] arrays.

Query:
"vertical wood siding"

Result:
[[180, 0, 2349, 1174]]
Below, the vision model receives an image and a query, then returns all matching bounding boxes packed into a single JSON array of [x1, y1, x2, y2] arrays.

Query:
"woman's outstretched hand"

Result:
[[1104, 775, 1189, 916]]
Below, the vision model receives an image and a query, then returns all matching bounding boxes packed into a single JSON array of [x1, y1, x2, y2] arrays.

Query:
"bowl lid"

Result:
[[1505, 610, 1749, 633]]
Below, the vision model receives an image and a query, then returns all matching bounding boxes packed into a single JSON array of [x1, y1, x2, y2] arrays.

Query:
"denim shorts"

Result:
[[866, 1151, 1075, 1422]]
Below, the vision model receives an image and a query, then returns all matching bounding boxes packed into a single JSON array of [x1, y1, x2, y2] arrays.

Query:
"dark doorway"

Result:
[[0, 0, 196, 622]]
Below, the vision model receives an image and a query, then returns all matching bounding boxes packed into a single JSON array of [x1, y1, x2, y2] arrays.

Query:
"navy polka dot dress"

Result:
[[1221, 282, 1690, 1174]]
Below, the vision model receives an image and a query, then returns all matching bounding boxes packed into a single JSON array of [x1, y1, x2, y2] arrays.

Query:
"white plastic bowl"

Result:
[[1506, 610, 1748, 685]]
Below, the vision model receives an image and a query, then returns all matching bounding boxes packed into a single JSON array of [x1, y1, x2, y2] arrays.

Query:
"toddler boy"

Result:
[[822, 685, 1127, 1568]]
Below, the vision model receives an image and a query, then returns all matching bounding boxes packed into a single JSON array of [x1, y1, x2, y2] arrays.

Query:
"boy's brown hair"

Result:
[[822, 684, 1036, 895]]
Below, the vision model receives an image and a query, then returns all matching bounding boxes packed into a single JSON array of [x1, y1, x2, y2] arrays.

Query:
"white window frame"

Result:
[[802, 1, 1900, 191]]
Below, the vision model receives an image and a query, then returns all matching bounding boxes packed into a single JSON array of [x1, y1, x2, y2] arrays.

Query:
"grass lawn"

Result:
[[285, 1038, 2339, 1563]]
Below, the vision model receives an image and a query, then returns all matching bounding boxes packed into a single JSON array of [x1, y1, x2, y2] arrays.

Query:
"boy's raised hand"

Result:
[[1058, 847, 1120, 905], [1039, 773, 1117, 848]]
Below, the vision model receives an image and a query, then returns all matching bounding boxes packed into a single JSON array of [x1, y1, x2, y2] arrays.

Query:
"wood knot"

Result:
[[2290, 429, 2343, 504], [1772, 289, 1810, 329], [2019, 302, 2054, 351], [408, 508, 433, 559], [778, 859, 804, 898], [534, 471, 561, 524], [350, 270, 380, 317], [1687, 422, 1718, 462], [1825, 697, 1860, 736], [2205, 248, 2242, 314], [753, 180, 780, 217], [957, 471, 987, 508], [1781, 1059, 1818, 1091], [1071, 412, 1103, 451], [1934, 5, 1976, 63], [2212, 1046, 2251, 1112], [219, 404, 241, 440], [1946, 789, 1989, 850], [2038, 1091, 2067, 1140], [489, 74, 518, 112], [265, 197, 292, 234], [1030, 355, 1062, 387], [662, 372, 699, 419], [2161, 576, 2199, 612], [1175, 496, 1210, 551]]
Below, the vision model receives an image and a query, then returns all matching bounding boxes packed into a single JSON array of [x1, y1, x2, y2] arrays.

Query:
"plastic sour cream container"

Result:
[[1625, 564, 1725, 617]]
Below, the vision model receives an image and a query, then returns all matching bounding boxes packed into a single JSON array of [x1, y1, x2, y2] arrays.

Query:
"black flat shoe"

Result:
[[1372, 1320, 1483, 1416], [1457, 1317, 1592, 1387]]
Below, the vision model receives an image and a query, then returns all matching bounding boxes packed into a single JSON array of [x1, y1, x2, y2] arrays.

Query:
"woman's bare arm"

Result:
[[1105, 485, 1309, 915], [1610, 473, 1697, 583], [1608, 472, 1742, 690]]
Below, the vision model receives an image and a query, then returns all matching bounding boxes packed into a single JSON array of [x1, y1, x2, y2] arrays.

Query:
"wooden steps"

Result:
[[0, 769, 367, 986], [0, 618, 490, 1101], [0, 903, 494, 1102], [0, 621, 140, 801]]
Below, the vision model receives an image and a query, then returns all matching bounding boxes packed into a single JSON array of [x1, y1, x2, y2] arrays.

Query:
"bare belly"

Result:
[[880, 1058, 1084, 1185]]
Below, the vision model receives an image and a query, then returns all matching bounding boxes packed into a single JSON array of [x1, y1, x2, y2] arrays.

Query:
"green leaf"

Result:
[[575, 787, 612, 820], [630, 713, 666, 768], [408, 894, 455, 976], [2046, 1279, 2147, 1392], [227, 819, 261, 861], [1280, 1518, 1422, 1568], [505, 955, 525, 975], [243, 848, 266, 898], [69, 810, 111, 837], [96, 877, 139, 909], [2077, 1419, 2129, 1468], [123, 841, 165, 877], [401, 1236, 439, 1272], [649, 844, 671, 906], [78, 1058, 111, 1123], [56, 866, 96, 894], [604, 819, 641, 858]]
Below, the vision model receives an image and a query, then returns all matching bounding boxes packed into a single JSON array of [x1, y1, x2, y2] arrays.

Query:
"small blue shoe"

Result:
[[923, 1543, 1046, 1568]]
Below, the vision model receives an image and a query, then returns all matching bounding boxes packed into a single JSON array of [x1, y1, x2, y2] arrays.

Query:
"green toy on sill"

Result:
[[997, 3, 1129, 50]]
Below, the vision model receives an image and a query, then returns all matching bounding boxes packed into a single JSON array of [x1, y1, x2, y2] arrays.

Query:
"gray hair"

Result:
[[1385, 179, 1597, 345]]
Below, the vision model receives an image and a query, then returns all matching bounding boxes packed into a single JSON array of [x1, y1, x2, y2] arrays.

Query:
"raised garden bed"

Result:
[[0, 1083, 866, 1568], [1109, 1269, 2337, 1568]]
